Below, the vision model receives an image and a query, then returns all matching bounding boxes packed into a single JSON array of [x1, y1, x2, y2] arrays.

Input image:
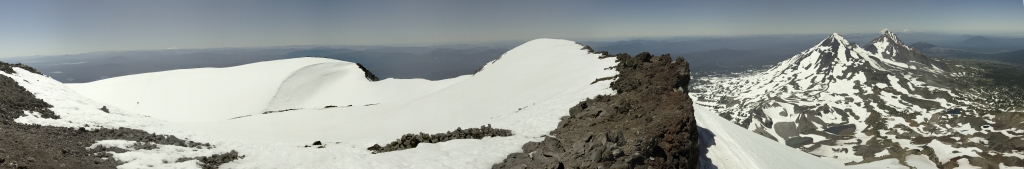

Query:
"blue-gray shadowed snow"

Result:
[[697, 126, 718, 169]]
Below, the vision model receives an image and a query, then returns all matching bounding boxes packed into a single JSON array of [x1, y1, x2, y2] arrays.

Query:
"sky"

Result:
[[1, 0, 1023, 58]]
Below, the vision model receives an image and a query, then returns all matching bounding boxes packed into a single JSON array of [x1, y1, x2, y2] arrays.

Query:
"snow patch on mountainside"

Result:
[[692, 30, 1023, 168], [695, 102, 910, 169]]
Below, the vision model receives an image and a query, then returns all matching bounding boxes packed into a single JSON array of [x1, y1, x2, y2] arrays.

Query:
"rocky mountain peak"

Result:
[[817, 33, 852, 48], [873, 28, 903, 45], [692, 30, 1023, 168], [864, 29, 947, 71]]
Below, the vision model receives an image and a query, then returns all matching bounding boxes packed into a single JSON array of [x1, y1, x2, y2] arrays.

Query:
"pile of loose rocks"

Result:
[[368, 124, 513, 154]]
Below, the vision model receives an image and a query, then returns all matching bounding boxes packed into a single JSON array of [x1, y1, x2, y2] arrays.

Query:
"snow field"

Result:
[[53, 38, 620, 168]]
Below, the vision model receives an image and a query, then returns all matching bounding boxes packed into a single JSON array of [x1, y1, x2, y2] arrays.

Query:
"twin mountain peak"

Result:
[[794, 29, 948, 74]]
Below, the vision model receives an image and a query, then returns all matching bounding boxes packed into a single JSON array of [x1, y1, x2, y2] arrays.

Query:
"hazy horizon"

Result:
[[2, 0, 1023, 58]]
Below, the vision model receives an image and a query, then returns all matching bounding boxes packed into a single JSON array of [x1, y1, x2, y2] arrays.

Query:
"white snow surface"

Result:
[[64, 58, 331, 122], [695, 103, 906, 169], [20, 38, 627, 168]]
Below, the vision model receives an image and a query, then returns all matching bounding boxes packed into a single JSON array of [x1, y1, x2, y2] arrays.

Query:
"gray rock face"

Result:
[[493, 51, 699, 169]]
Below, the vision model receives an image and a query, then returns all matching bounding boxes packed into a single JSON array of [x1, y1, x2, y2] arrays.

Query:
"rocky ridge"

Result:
[[493, 51, 699, 169], [355, 63, 380, 81]]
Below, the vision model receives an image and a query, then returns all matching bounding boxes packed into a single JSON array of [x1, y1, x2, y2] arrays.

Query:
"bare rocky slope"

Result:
[[493, 51, 699, 169], [0, 61, 241, 169]]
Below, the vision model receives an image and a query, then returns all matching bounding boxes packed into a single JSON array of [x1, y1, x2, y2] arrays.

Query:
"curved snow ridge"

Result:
[[67, 57, 357, 122], [262, 61, 468, 111], [186, 38, 618, 168], [64, 38, 619, 168]]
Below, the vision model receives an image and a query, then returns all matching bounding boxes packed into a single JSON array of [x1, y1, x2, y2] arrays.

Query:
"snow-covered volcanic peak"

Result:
[[692, 30, 1024, 168], [67, 57, 454, 122], [57, 38, 622, 168], [864, 29, 948, 72]]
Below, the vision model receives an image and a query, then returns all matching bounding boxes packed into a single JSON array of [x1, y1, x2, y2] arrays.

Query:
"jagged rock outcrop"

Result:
[[492, 52, 699, 169], [356, 63, 380, 81]]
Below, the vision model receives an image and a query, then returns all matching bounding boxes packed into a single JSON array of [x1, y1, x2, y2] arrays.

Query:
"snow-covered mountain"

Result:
[[15, 39, 626, 168], [2, 38, 925, 168], [67, 58, 467, 122], [692, 30, 1024, 168]]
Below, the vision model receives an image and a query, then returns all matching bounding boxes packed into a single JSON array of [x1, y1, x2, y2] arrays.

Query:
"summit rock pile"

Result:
[[493, 52, 699, 169]]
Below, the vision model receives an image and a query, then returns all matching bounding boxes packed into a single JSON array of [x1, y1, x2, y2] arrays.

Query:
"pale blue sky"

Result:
[[1, 0, 1023, 57]]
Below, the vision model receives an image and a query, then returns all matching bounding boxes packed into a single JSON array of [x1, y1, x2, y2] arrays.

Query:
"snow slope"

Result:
[[1, 67, 235, 168], [695, 101, 911, 169], [68, 58, 469, 122], [66, 58, 345, 122], [13, 37, 912, 168], [47, 38, 621, 168]]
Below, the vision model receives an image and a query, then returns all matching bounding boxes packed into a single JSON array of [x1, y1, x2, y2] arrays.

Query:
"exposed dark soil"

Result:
[[492, 52, 699, 168], [0, 61, 240, 169]]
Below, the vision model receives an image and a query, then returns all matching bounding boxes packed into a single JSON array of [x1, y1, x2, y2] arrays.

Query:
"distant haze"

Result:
[[2, 0, 1023, 58]]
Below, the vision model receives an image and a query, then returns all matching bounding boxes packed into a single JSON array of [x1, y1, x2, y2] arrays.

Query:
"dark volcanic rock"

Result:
[[176, 150, 244, 169], [356, 63, 380, 82], [493, 51, 699, 169], [368, 124, 513, 154], [0, 63, 59, 120], [0, 62, 43, 75]]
